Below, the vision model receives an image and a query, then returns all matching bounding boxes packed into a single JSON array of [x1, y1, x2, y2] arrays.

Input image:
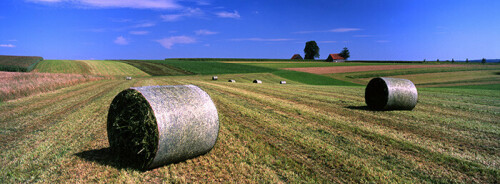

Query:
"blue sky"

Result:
[[0, 0, 499, 60]]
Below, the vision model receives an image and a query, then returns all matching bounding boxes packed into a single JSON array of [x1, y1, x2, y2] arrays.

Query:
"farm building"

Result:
[[291, 54, 303, 60], [326, 54, 345, 62]]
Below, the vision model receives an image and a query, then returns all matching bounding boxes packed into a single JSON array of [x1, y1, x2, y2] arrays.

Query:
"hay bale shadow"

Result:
[[346, 105, 377, 111], [74, 147, 142, 171], [74, 147, 188, 171]]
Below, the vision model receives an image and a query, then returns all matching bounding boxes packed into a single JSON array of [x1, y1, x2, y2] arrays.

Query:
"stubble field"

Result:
[[0, 60, 499, 183]]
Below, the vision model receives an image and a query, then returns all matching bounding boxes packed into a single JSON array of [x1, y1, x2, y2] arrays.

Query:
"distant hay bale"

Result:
[[107, 85, 219, 170], [280, 81, 286, 84], [365, 77, 418, 110], [125, 76, 132, 80], [253, 80, 262, 84], [228, 79, 235, 83], [212, 76, 218, 80]]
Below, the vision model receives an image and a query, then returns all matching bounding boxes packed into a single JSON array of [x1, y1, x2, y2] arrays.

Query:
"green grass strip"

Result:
[[152, 60, 277, 74]]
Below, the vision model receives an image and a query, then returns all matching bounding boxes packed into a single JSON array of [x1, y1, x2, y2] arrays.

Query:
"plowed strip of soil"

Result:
[[284, 64, 476, 74]]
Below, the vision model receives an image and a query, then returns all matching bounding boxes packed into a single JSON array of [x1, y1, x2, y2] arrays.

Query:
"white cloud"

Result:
[[132, 22, 155, 28], [28, 0, 181, 9], [160, 8, 203, 21], [294, 28, 362, 34], [329, 28, 361, 32], [28, 0, 62, 2], [318, 41, 337, 43], [129, 31, 150, 35], [216, 10, 240, 19], [157, 36, 196, 49], [195, 29, 217, 35], [114, 36, 128, 45], [353, 35, 372, 37], [230, 38, 293, 42], [7, 39, 18, 42], [0, 44, 16, 48]]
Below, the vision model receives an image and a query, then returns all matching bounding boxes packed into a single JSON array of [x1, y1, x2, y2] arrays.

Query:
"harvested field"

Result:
[[0, 71, 104, 102], [285, 64, 484, 74], [1, 74, 499, 183]]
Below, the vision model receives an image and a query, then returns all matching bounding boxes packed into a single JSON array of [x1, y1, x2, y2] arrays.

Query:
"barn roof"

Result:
[[291, 54, 303, 60], [328, 54, 344, 60]]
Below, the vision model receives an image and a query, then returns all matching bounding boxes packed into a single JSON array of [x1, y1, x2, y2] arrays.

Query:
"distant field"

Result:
[[285, 64, 480, 74], [0, 55, 43, 72], [238, 62, 398, 69], [1, 74, 498, 183], [325, 66, 500, 87], [117, 60, 193, 76], [35, 60, 150, 76], [341, 66, 500, 79], [380, 70, 500, 87], [153, 60, 277, 74]]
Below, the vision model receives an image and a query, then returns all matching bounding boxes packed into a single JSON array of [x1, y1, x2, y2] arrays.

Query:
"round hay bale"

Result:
[[125, 76, 132, 80], [228, 79, 235, 83], [253, 80, 262, 84], [365, 77, 418, 110], [107, 85, 219, 170], [212, 76, 218, 80], [280, 81, 286, 84]]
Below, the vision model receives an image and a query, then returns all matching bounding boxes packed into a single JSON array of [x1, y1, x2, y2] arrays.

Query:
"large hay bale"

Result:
[[107, 85, 219, 170], [212, 76, 218, 80], [365, 77, 418, 110], [125, 76, 132, 80], [253, 80, 262, 84], [280, 81, 286, 84], [228, 79, 235, 83]]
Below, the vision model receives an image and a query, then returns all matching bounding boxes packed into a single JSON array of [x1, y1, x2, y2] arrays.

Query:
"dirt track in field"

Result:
[[283, 64, 475, 74]]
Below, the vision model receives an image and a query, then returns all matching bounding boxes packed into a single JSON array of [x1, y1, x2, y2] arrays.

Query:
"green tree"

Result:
[[466, 58, 469, 63], [304, 41, 320, 59], [437, 59, 439, 62], [423, 59, 426, 63], [339, 47, 350, 60], [482, 58, 486, 64], [452, 58, 455, 63]]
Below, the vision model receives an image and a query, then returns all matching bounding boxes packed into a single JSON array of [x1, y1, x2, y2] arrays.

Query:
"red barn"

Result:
[[326, 54, 345, 62], [291, 54, 303, 60]]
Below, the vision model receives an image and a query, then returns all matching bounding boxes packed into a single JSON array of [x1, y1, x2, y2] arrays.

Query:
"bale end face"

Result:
[[365, 77, 418, 110], [107, 89, 159, 169]]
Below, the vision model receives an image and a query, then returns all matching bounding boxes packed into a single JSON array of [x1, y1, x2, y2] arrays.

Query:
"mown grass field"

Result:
[[35, 60, 150, 76], [0, 59, 499, 183]]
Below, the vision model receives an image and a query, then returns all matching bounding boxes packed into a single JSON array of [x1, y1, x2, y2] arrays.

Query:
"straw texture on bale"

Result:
[[365, 77, 418, 110], [228, 79, 235, 83], [107, 85, 219, 170], [280, 81, 286, 84], [253, 80, 262, 84], [212, 76, 218, 80]]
